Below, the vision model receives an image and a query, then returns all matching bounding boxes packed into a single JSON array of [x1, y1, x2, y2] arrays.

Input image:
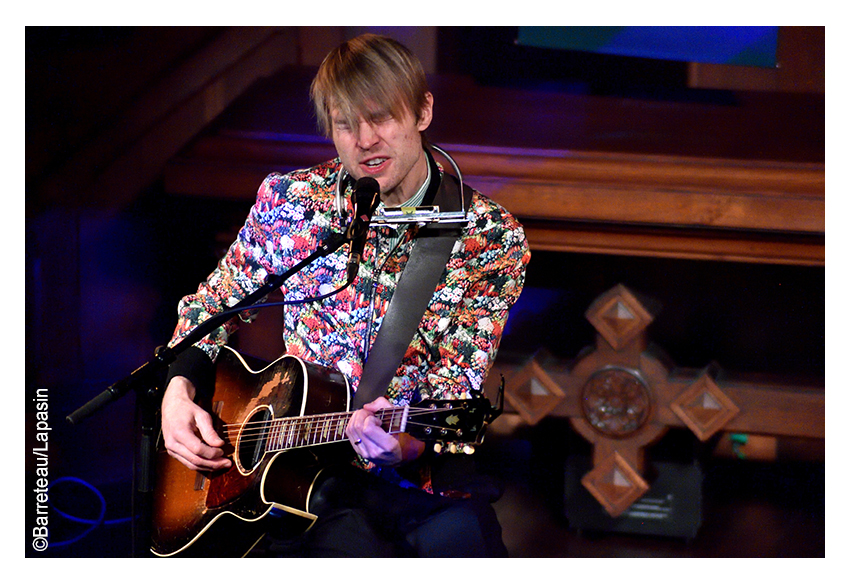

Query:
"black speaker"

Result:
[[564, 455, 703, 540]]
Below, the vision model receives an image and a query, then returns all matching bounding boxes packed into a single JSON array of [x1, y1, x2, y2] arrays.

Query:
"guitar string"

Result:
[[220, 407, 459, 441], [220, 407, 466, 448], [227, 419, 463, 451], [227, 417, 455, 442], [218, 406, 457, 432]]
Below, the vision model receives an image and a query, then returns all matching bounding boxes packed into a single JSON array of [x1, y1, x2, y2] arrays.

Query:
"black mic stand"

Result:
[[65, 224, 363, 557]]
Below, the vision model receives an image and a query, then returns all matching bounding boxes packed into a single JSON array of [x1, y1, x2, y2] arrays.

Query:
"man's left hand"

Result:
[[346, 396, 425, 466]]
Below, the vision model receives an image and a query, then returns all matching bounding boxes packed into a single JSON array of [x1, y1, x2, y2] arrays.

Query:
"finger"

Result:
[[168, 450, 210, 473], [345, 409, 371, 448], [355, 426, 404, 466], [168, 439, 231, 471], [194, 410, 225, 448], [165, 422, 230, 468], [346, 407, 369, 435], [179, 453, 230, 472], [363, 396, 392, 414], [356, 415, 388, 446], [346, 425, 364, 448], [187, 435, 231, 467]]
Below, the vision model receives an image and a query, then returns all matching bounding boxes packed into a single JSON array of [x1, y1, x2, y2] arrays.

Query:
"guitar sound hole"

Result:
[[236, 406, 271, 473]]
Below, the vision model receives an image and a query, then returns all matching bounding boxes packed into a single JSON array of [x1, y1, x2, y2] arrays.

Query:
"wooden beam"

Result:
[[453, 146, 824, 234], [163, 134, 824, 265], [522, 222, 824, 266], [33, 27, 301, 212]]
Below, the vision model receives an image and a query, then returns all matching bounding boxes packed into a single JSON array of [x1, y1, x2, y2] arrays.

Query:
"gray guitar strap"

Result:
[[353, 170, 473, 408]]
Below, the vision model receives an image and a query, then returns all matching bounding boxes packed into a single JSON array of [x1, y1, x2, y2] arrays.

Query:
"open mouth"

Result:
[[362, 157, 388, 171]]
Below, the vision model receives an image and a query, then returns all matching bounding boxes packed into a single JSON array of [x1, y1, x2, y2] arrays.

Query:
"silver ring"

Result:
[[354, 439, 362, 445]]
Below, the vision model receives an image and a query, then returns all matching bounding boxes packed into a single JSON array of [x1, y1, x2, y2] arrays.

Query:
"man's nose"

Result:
[[356, 122, 379, 149]]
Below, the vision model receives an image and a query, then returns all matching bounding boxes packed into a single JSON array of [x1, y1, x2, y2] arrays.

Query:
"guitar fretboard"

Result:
[[264, 406, 410, 453]]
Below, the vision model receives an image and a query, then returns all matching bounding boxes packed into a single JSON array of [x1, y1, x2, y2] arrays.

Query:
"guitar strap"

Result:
[[353, 163, 473, 409]]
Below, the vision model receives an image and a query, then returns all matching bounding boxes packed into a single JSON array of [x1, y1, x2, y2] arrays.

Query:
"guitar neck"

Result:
[[264, 406, 408, 453]]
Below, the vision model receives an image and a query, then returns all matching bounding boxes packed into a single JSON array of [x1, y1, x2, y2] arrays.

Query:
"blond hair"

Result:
[[310, 34, 430, 138]]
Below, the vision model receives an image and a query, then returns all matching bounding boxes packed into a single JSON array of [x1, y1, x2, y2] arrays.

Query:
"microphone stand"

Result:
[[65, 224, 361, 557]]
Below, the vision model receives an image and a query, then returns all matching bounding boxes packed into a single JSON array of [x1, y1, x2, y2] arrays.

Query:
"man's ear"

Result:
[[417, 92, 434, 132]]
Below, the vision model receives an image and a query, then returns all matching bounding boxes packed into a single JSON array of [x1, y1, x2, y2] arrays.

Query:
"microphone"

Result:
[[346, 177, 380, 283]]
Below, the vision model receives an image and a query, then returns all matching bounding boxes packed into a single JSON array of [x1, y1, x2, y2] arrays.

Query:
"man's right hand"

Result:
[[160, 376, 232, 472]]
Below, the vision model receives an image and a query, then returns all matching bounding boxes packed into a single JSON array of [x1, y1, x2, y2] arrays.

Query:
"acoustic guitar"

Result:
[[150, 345, 501, 557]]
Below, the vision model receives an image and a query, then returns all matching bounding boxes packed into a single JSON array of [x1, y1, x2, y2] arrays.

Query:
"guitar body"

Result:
[[150, 346, 351, 557]]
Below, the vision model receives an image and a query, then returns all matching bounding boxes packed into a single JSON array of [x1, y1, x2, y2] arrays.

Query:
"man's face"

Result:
[[331, 93, 433, 207]]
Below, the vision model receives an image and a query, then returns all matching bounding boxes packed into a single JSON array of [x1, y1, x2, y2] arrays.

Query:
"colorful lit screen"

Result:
[[517, 27, 779, 68]]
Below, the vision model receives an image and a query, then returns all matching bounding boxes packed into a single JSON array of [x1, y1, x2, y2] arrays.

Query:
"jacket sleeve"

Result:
[[165, 174, 292, 387]]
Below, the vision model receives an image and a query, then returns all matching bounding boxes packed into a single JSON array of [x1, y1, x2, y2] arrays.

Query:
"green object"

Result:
[[730, 433, 748, 459]]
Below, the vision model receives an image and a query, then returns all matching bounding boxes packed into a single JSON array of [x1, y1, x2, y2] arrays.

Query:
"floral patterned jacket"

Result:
[[169, 157, 530, 411]]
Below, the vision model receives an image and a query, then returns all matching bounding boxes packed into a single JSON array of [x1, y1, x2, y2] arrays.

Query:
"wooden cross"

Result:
[[499, 284, 823, 517]]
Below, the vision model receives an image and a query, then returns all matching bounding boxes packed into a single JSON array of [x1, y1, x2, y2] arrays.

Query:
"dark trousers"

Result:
[[251, 462, 508, 558]]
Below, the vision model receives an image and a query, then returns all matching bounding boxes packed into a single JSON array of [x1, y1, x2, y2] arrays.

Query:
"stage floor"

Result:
[[36, 416, 824, 559]]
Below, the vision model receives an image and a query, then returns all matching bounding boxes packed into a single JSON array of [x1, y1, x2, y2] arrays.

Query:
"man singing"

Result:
[[159, 33, 530, 557]]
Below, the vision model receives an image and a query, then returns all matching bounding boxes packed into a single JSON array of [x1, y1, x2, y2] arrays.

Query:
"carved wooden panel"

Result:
[[500, 284, 824, 517], [671, 369, 741, 442], [503, 358, 565, 426], [581, 451, 650, 518], [585, 284, 656, 351]]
